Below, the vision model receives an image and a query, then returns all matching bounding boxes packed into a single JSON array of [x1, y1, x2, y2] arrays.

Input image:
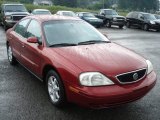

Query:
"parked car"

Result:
[[56, 10, 76, 17], [77, 12, 103, 28], [31, 9, 51, 15], [0, 3, 30, 30], [6, 15, 157, 108], [126, 12, 160, 31], [154, 14, 160, 20], [96, 9, 126, 28]]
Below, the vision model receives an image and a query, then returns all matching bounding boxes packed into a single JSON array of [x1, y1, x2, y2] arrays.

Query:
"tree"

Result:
[[118, 0, 159, 11]]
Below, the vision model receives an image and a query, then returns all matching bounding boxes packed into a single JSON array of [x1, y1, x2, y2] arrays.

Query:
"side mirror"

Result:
[[102, 13, 105, 16], [28, 10, 32, 13], [140, 16, 144, 20], [27, 37, 38, 43]]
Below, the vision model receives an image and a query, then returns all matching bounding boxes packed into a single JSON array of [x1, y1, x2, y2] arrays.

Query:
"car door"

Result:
[[20, 19, 43, 76], [9, 19, 30, 61], [137, 13, 145, 28]]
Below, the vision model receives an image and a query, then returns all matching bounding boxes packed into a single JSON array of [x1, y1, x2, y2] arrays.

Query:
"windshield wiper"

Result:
[[78, 40, 110, 45], [49, 43, 77, 47]]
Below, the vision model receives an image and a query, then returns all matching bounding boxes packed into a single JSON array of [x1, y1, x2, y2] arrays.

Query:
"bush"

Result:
[[25, 4, 94, 14]]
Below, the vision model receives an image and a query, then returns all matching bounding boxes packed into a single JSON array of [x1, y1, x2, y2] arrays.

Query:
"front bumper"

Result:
[[66, 71, 157, 108], [150, 24, 160, 30], [111, 20, 125, 26], [88, 21, 104, 27]]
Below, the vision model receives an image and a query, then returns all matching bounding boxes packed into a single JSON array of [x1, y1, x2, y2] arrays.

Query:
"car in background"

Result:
[[154, 14, 160, 20], [77, 12, 103, 28], [126, 12, 160, 31], [96, 9, 125, 29], [0, 3, 30, 30], [56, 10, 76, 17], [31, 9, 51, 15], [6, 15, 156, 108]]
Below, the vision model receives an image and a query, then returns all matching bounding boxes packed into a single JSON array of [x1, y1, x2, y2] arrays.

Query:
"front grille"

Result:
[[116, 68, 147, 84], [12, 15, 26, 21], [116, 17, 125, 22]]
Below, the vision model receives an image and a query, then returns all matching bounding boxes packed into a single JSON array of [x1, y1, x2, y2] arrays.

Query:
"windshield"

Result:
[[43, 20, 109, 46], [143, 14, 156, 20], [155, 15, 160, 19], [83, 13, 95, 17], [62, 12, 76, 17], [4, 5, 27, 12], [104, 10, 118, 15], [33, 11, 51, 15]]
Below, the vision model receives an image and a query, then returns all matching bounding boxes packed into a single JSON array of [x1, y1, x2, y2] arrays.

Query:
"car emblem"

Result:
[[133, 73, 139, 80]]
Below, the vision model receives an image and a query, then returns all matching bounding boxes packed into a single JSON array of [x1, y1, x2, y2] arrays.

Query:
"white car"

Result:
[[31, 9, 52, 15], [56, 10, 76, 17]]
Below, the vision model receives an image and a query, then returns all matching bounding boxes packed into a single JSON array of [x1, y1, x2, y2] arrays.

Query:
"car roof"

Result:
[[77, 12, 91, 14], [57, 10, 74, 13], [33, 9, 50, 12], [100, 9, 114, 11], [26, 15, 81, 22], [130, 11, 152, 15], [2, 3, 24, 6]]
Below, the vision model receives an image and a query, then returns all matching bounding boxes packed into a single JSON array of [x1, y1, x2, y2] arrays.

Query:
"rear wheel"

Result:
[[46, 70, 66, 107], [7, 44, 17, 65], [143, 24, 149, 31], [119, 25, 124, 29]]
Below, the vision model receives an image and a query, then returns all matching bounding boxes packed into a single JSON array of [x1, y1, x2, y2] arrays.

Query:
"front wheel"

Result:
[[7, 44, 17, 65], [46, 70, 66, 107], [119, 25, 124, 29], [106, 20, 111, 28]]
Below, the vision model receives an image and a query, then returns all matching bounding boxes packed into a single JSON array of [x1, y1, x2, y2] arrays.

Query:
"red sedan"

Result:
[[6, 15, 157, 108]]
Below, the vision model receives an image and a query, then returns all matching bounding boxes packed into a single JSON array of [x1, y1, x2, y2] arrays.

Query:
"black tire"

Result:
[[4, 24, 8, 31], [119, 25, 124, 29], [143, 24, 149, 31], [46, 70, 66, 107], [7, 43, 17, 65], [106, 20, 111, 28], [126, 21, 130, 28]]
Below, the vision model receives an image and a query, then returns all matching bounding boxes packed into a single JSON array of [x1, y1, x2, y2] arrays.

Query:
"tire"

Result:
[[119, 25, 124, 29], [46, 70, 66, 107], [143, 24, 149, 31], [106, 20, 111, 28], [4, 24, 8, 31], [126, 21, 130, 28], [7, 44, 17, 65]]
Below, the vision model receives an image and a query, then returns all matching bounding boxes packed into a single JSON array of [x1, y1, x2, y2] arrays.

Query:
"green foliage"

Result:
[[118, 0, 159, 11], [25, 4, 94, 14]]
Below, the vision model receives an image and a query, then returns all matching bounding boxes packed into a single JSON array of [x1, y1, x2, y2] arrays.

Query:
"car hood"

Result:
[[106, 15, 125, 18], [52, 43, 147, 76], [84, 17, 101, 21], [5, 12, 30, 16], [153, 19, 160, 23]]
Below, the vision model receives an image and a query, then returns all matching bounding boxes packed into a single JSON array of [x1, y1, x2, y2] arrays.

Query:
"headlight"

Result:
[[146, 60, 153, 74], [5, 16, 12, 20], [113, 17, 117, 21], [150, 21, 155, 24], [79, 72, 114, 86]]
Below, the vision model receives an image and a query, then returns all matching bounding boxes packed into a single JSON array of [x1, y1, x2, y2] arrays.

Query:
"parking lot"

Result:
[[0, 26, 160, 120]]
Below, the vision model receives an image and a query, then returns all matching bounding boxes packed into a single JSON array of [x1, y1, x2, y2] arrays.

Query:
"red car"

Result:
[[6, 15, 157, 108]]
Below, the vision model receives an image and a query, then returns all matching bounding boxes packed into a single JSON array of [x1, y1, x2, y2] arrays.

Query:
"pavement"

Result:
[[0, 26, 160, 120]]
